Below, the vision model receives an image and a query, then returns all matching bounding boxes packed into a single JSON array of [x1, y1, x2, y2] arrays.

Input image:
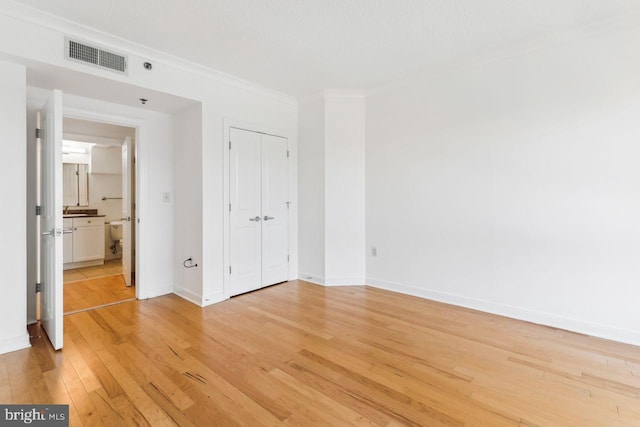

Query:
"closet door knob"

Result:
[[249, 216, 261, 222], [263, 216, 275, 221]]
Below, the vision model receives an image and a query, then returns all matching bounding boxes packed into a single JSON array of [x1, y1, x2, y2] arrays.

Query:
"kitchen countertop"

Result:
[[63, 214, 107, 218]]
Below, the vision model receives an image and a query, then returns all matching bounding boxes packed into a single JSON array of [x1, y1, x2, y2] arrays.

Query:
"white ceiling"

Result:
[[16, 0, 640, 96]]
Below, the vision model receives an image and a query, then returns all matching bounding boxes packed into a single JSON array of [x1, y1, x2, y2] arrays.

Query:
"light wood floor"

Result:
[[64, 259, 124, 283], [64, 274, 136, 314], [5, 281, 640, 426], [64, 260, 135, 314]]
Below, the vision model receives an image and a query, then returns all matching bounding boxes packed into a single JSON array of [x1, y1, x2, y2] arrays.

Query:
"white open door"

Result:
[[39, 90, 64, 350], [261, 134, 289, 286], [229, 128, 262, 296], [121, 136, 133, 287]]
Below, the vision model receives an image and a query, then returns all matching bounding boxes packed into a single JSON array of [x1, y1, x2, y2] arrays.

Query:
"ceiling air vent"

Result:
[[65, 38, 128, 74]]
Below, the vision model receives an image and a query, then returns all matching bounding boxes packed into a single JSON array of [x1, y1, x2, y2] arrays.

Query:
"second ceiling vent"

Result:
[[65, 38, 128, 74]]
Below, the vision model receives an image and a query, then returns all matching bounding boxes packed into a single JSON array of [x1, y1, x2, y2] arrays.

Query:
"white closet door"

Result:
[[261, 134, 289, 286], [229, 128, 263, 296]]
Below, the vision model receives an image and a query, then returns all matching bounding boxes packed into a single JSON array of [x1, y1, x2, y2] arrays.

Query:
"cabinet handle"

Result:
[[263, 216, 275, 221], [249, 216, 261, 222]]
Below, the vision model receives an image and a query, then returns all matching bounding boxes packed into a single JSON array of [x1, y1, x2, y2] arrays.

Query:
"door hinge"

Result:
[[229, 141, 231, 149], [287, 255, 290, 262], [35, 205, 42, 216], [286, 201, 291, 210], [286, 150, 289, 158], [35, 128, 41, 139], [229, 203, 231, 212], [229, 266, 232, 274], [36, 283, 42, 293]]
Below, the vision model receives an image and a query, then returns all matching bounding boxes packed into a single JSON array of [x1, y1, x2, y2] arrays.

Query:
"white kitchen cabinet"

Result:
[[63, 218, 73, 264], [71, 217, 105, 262], [63, 216, 105, 269]]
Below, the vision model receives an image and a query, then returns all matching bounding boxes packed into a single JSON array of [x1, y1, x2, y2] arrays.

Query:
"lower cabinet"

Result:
[[63, 218, 73, 264], [64, 217, 105, 268]]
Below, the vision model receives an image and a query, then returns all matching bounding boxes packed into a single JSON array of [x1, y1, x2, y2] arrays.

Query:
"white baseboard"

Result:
[[299, 273, 365, 287], [174, 286, 203, 306], [298, 272, 325, 285], [141, 284, 174, 300], [0, 333, 31, 355], [174, 287, 226, 307], [63, 259, 104, 270], [202, 291, 226, 307], [367, 277, 640, 348], [323, 276, 366, 286]]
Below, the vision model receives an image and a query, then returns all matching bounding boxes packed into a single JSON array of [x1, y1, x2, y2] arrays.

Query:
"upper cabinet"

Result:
[[90, 146, 122, 174]]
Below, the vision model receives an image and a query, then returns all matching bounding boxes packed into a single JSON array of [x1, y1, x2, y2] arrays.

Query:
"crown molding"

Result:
[[323, 89, 366, 99], [298, 89, 366, 105], [0, 0, 297, 106]]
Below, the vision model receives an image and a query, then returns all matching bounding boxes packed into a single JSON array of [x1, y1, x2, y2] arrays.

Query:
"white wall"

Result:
[[298, 98, 326, 282], [0, 61, 29, 353], [89, 146, 123, 222], [298, 93, 365, 286], [88, 172, 121, 219], [366, 19, 640, 345], [89, 147, 123, 261], [90, 145, 121, 174], [173, 103, 203, 304], [324, 95, 365, 285]]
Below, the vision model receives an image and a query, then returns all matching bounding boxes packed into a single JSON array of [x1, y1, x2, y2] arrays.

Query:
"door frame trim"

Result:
[[63, 106, 144, 300], [222, 119, 297, 301]]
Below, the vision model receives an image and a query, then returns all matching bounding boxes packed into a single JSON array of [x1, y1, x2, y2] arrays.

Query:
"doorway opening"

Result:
[[60, 117, 137, 314]]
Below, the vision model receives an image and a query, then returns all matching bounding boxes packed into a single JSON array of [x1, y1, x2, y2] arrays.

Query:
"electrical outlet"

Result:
[[371, 247, 378, 257], [162, 192, 171, 203]]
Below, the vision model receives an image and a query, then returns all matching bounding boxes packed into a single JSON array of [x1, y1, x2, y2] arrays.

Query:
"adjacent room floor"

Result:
[[7, 281, 640, 426], [63, 260, 135, 314]]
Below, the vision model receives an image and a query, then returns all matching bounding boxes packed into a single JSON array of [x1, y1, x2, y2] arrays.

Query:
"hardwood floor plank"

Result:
[[115, 342, 195, 411], [42, 370, 84, 427], [64, 260, 135, 314], [268, 367, 391, 426], [88, 388, 129, 426], [6, 281, 640, 426], [140, 382, 193, 427], [96, 350, 177, 426]]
